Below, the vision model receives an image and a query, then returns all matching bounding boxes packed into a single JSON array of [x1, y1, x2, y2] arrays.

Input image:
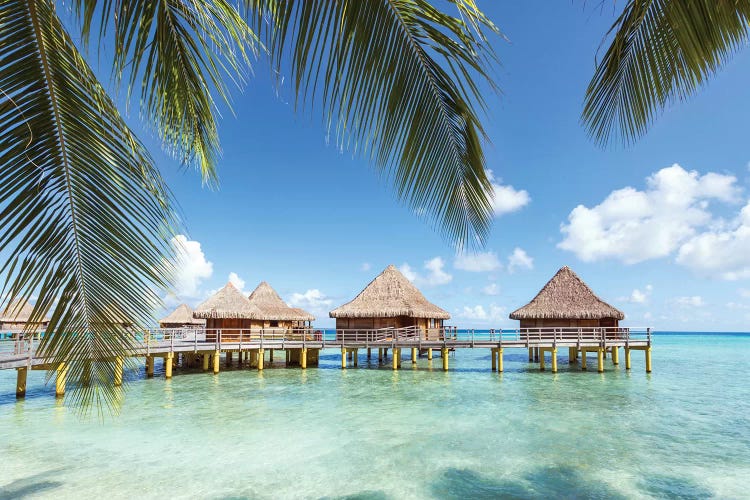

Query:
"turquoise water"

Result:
[[1, 334, 749, 499]]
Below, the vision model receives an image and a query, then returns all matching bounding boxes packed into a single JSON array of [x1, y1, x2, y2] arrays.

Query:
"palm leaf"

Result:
[[0, 0, 178, 414], [75, 0, 260, 182], [583, 0, 750, 145], [247, 0, 500, 247]]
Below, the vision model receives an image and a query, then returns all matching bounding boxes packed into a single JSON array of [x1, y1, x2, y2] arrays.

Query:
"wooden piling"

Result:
[[16, 367, 27, 398], [55, 363, 67, 397]]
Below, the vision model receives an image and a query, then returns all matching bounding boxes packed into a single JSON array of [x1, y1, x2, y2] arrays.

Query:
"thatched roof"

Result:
[[0, 300, 49, 324], [330, 265, 450, 319], [247, 282, 314, 321], [193, 282, 262, 319], [509, 266, 625, 320], [159, 303, 206, 326]]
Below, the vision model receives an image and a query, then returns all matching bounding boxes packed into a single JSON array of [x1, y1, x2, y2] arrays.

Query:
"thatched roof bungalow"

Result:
[[509, 266, 624, 328], [247, 281, 314, 328], [330, 265, 450, 331], [0, 300, 49, 331], [159, 303, 206, 329], [193, 282, 261, 339]]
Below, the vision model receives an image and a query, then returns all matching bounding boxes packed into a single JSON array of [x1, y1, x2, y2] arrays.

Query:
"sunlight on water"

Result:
[[1, 334, 749, 499]]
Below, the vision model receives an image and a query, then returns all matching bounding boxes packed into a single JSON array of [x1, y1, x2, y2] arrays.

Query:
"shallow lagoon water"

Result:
[[1, 334, 749, 499]]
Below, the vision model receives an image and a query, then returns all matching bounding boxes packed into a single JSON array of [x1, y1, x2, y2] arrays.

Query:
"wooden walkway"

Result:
[[1, 327, 652, 398]]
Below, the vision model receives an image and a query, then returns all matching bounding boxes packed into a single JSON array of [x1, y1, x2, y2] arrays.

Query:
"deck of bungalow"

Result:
[[0, 325, 652, 398]]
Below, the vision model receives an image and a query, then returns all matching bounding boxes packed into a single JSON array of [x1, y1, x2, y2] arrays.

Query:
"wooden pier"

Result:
[[1, 326, 652, 398]]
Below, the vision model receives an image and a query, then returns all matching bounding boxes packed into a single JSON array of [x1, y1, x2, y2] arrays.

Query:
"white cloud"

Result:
[[169, 235, 213, 302], [740, 289, 750, 299], [458, 304, 506, 323], [454, 251, 502, 272], [288, 289, 333, 317], [507, 247, 533, 273], [228, 272, 246, 293], [400, 257, 453, 286], [559, 164, 741, 264], [627, 284, 653, 304], [360, 262, 371, 272], [675, 202, 750, 280], [674, 295, 705, 307], [482, 283, 500, 296], [726, 302, 750, 310], [487, 170, 530, 216]]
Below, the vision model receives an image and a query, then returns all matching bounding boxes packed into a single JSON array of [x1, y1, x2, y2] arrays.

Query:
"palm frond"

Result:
[[583, 0, 750, 146], [247, 0, 500, 248], [0, 0, 177, 414], [75, 0, 260, 182]]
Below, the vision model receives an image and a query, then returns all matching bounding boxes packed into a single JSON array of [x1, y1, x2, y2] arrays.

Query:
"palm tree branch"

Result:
[[583, 0, 750, 145]]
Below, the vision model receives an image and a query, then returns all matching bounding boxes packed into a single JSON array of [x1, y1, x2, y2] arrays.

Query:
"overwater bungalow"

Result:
[[159, 303, 206, 329], [193, 282, 261, 341], [329, 264, 450, 335], [246, 281, 314, 329], [0, 300, 49, 332], [509, 266, 624, 329]]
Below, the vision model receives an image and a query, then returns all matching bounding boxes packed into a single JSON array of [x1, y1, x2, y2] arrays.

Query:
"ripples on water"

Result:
[[1, 334, 748, 499]]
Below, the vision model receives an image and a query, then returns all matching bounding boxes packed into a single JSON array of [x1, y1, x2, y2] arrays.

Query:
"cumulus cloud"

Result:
[[458, 304, 506, 323], [454, 251, 502, 272], [559, 164, 741, 264], [507, 248, 533, 273], [400, 257, 453, 286], [487, 170, 530, 216], [206, 272, 250, 297], [625, 284, 653, 304], [169, 235, 213, 302], [675, 202, 750, 280], [288, 289, 333, 317], [740, 289, 750, 299], [482, 283, 500, 296], [674, 296, 705, 307], [360, 262, 372, 272]]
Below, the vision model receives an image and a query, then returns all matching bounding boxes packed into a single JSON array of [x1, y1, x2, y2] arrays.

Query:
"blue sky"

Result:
[[82, 3, 750, 331]]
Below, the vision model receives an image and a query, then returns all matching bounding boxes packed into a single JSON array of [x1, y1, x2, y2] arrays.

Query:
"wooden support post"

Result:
[[146, 355, 155, 377], [269, 350, 274, 363], [568, 347, 576, 363], [528, 347, 533, 361], [258, 349, 265, 371], [427, 348, 433, 360], [378, 348, 383, 362], [441, 348, 449, 371], [398, 348, 402, 368], [56, 363, 67, 397], [301, 348, 308, 369], [226, 351, 233, 367], [341, 347, 347, 369], [625, 347, 631, 370], [165, 353, 173, 379], [551, 348, 558, 373], [367, 348, 371, 359], [491, 348, 497, 371], [353, 349, 358, 367], [411, 347, 417, 363], [202, 353, 209, 372], [539, 349, 545, 371], [213, 351, 220, 374], [392, 348, 399, 370], [114, 356, 124, 386], [611, 346, 619, 365], [581, 350, 587, 370], [498, 348, 504, 372], [16, 367, 27, 398], [645, 347, 652, 373], [534, 347, 540, 362], [597, 348, 604, 373]]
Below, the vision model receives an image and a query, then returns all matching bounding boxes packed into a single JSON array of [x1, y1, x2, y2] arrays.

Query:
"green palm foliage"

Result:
[[246, 0, 499, 244], [583, 0, 750, 145], [0, 0, 499, 410], [0, 0, 176, 412]]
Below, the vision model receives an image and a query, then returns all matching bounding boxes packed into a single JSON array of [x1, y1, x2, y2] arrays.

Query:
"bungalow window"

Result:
[[270, 321, 279, 327]]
